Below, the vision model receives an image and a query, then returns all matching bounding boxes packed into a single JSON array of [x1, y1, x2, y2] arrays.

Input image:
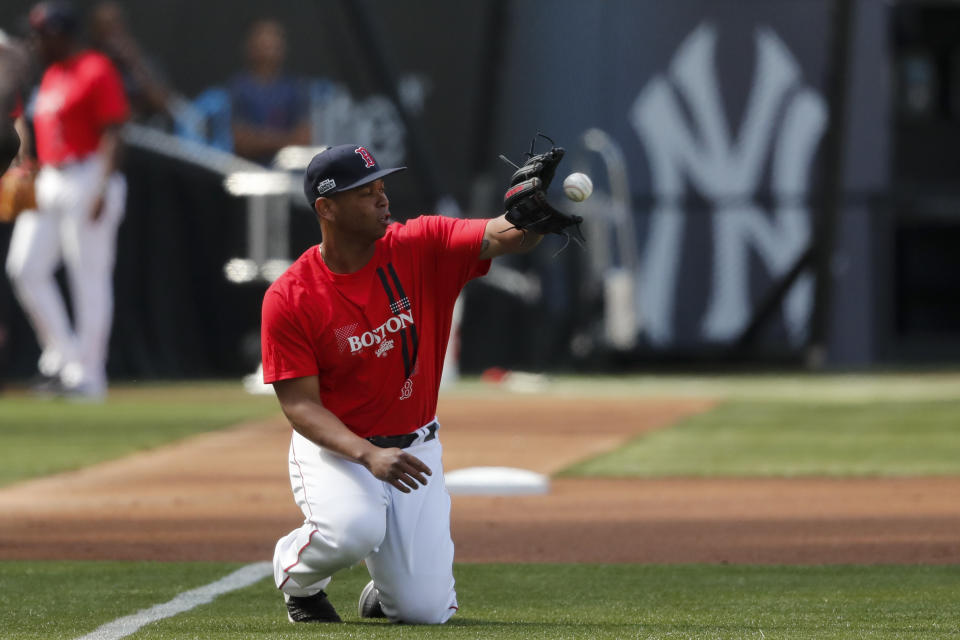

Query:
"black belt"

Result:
[[367, 422, 437, 449]]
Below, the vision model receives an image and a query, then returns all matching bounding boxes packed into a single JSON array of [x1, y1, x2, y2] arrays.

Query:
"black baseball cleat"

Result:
[[358, 580, 386, 619], [284, 591, 342, 623]]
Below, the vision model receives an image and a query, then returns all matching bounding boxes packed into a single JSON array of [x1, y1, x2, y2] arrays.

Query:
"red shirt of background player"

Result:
[[32, 50, 128, 166], [261, 215, 491, 438]]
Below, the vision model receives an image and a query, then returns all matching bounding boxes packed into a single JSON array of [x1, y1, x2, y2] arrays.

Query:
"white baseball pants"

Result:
[[5, 155, 126, 394], [274, 422, 458, 624]]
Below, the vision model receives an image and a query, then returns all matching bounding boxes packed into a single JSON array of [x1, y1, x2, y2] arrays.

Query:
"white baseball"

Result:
[[563, 172, 593, 202]]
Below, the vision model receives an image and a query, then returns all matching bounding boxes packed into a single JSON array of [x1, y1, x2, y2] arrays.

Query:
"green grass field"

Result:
[[1, 374, 959, 639], [555, 372, 960, 477], [2, 561, 959, 639], [0, 382, 277, 485], [565, 398, 960, 477]]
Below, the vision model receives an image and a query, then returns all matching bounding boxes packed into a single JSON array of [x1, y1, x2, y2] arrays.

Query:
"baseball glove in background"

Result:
[[0, 163, 37, 223], [500, 134, 584, 245]]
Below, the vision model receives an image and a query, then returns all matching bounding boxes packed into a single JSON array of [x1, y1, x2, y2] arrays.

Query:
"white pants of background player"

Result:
[[274, 420, 458, 624], [5, 154, 126, 396]]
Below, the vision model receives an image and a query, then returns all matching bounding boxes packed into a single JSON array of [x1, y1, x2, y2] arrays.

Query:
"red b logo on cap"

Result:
[[355, 146, 376, 168]]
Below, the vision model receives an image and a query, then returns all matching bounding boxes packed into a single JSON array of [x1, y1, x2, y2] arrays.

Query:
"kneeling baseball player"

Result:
[[261, 141, 581, 623]]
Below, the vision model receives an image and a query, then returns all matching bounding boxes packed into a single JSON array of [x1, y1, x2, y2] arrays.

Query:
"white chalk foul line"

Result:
[[74, 562, 272, 640]]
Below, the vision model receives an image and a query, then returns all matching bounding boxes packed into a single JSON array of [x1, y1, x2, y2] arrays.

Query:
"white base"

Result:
[[445, 466, 550, 496]]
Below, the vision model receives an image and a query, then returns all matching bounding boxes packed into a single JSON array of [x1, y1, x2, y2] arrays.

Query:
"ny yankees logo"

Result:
[[355, 146, 376, 168], [629, 23, 827, 346]]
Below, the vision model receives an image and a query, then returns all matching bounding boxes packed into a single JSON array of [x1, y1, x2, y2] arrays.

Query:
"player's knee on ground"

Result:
[[277, 504, 386, 593], [385, 577, 457, 624]]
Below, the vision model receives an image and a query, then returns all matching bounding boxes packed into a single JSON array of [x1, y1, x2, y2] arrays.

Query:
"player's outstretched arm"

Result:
[[272, 376, 432, 492], [478, 214, 543, 260]]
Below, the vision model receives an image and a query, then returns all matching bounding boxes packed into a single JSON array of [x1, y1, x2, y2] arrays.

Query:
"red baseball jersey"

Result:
[[33, 51, 129, 166], [261, 215, 491, 438]]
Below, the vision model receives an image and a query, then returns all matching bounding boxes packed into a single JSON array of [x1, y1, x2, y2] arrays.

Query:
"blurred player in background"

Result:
[[5, 1, 129, 400], [229, 18, 310, 165]]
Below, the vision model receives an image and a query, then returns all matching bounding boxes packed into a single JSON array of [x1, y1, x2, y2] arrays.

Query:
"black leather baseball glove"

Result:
[[501, 135, 585, 244]]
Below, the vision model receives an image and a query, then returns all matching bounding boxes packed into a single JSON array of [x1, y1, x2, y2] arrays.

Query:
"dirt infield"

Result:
[[1, 393, 958, 564]]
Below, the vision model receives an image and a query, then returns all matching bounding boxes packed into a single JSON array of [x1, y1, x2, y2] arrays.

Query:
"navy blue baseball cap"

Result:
[[303, 144, 406, 206], [28, 1, 78, 36]]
